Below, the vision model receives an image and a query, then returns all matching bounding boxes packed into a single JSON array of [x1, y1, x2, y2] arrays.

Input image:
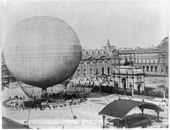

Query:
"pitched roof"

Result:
[[99, 99, 163, 119]]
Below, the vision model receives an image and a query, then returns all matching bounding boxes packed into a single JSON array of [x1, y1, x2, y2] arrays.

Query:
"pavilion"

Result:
[[99, 99, 163, 128]]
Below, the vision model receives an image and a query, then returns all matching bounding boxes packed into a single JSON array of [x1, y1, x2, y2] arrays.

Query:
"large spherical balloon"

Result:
[[4, 16, 82, 89]]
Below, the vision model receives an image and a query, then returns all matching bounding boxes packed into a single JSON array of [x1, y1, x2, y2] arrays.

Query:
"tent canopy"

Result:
[[99, 99, 163, 119]]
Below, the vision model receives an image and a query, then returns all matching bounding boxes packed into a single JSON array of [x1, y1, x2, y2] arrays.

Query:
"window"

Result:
[[136, 59, 138, 63], [151, 66, 153, 72], [102, 67, 104, 74], [92, 51, 95, 55], [84, 69, 86, 75], [155, 66, 157, 72], [143, 66, 145, 72], [147, 66, 149, 72], [77, 69, 80, 76], [96, 68, 98, 74], [150, 60, 153, 63], [90, 68, 93, 75], [155, 59, 158, 63], [108, 67, 110, 74]]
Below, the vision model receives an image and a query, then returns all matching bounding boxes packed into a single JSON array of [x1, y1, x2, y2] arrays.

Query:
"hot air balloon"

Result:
[[3, 16, 82, 97]]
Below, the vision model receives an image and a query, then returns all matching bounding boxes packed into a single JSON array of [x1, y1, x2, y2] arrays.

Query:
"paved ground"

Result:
[[2, 93, 168, 129]]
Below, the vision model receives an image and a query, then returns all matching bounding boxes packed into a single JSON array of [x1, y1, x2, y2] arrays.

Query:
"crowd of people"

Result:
[[69, 74, 116, 88], [3, 90, 87, 111], [3, 95, 27, 110]]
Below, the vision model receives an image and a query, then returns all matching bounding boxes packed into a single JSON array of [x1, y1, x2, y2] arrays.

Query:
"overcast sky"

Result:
[[0, 0, 169, 50]]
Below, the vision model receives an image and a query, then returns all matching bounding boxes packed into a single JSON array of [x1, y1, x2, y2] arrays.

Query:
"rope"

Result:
[[26, 108, 31, 126], [18, 83, 32, 100], [104, 95, 110, 103], [69, 104, 75, 118]]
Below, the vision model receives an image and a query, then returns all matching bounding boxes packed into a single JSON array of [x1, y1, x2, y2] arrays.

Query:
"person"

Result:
[[24, 121, 27, 125], [23, 121, 29, 128], [46, 101, 51, 110]]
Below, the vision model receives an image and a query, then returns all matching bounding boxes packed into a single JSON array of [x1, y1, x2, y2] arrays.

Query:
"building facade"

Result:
[[1, 52, 16, 89], [73, 37, 168, 78]]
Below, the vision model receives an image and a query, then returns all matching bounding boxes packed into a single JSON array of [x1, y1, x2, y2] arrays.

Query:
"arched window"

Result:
[[147, 66, 149, 72], [143, 66, 145, 72]]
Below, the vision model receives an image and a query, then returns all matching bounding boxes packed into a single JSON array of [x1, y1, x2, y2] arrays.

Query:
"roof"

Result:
[[82, 49, 112, 60], [99, 99, 163, 119], [2, 116, 30, 129]]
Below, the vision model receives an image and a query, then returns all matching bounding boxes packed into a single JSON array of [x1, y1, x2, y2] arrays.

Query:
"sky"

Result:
[[0, 0, 169, 50]]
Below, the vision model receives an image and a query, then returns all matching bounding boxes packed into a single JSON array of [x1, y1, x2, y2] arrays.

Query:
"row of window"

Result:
[[137, 59, 158, 63], [76, 65, 168, 77], [77, 67, 111, 76], [84, 51, 106, 56], [82, 58, 160, 65], [143, 66, 168, 73], [82, 60, 111, 65], [84, 50, 163, 57], [135, 53, 157, 56], [143, 66, 157, 72]]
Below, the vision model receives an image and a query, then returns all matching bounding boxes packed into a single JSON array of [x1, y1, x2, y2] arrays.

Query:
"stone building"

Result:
[[73, 37, 168, 78], [1, 52, 16, 89]]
